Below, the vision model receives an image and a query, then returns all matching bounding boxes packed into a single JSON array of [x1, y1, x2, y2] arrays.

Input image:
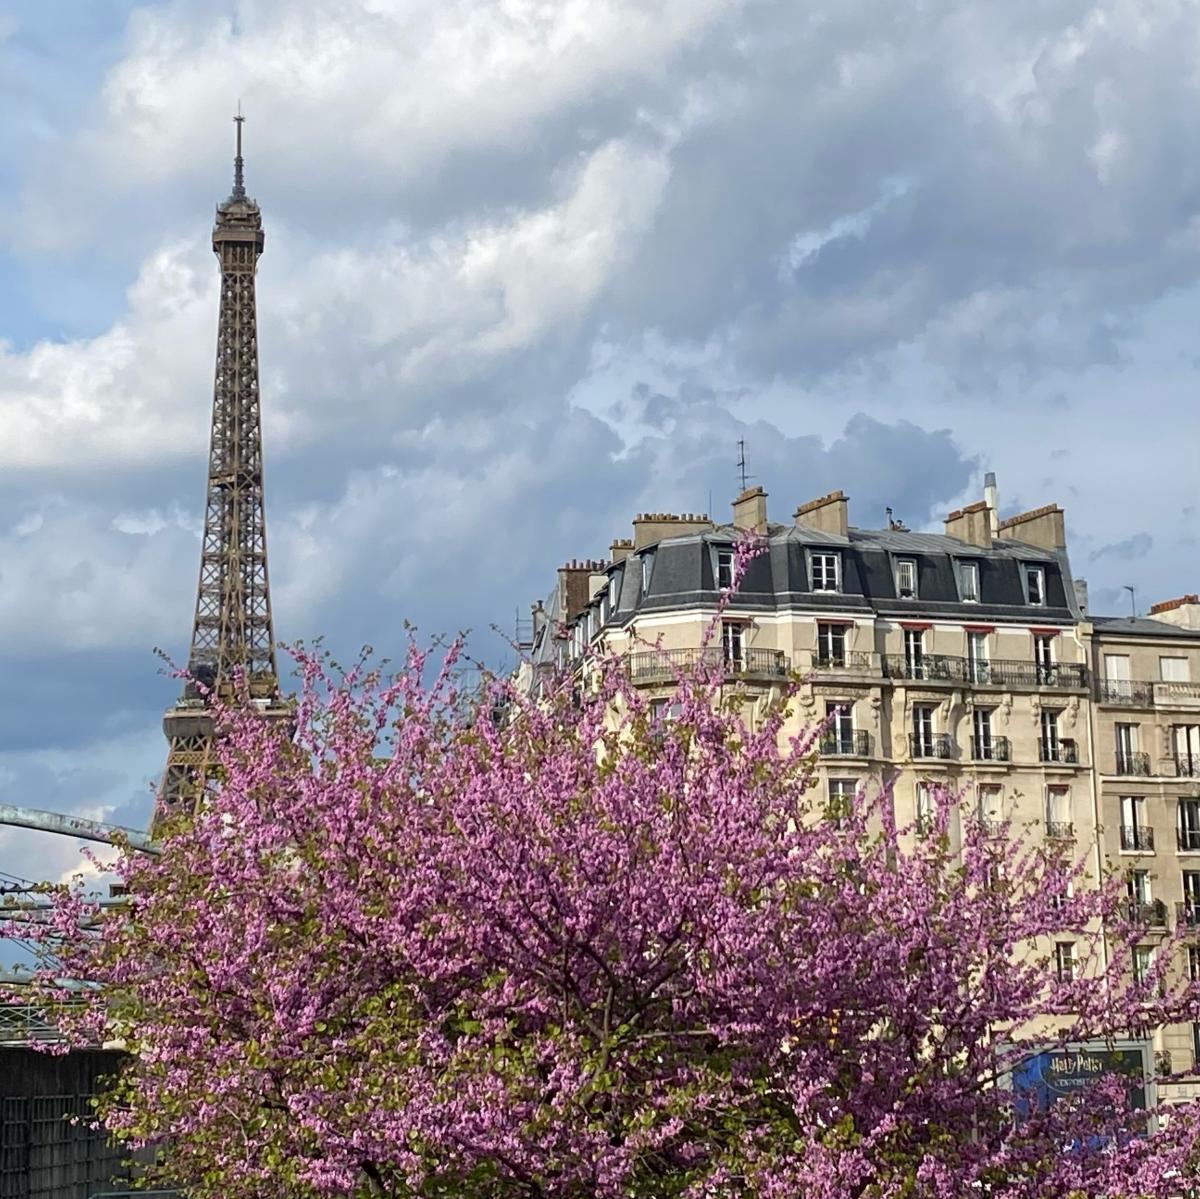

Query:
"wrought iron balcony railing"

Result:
[[1045, 820, 1075, 841], [811, 650, 874, 672], [1097, 680, 1155, 705], [1040, 739, 1079, 764], [626, 647, 790, 685], [972, 735, 1010, 762], [910, 733, 953, 760], [1120, 825, 1155, 852], [1128, 899, 1168, 928], [819, 729, 873, 757], [1098, 679, 1200, 707], [1115, 751, 1152, 777], [1166, 755, 1200, 779], [882, 655, 1086, 689]]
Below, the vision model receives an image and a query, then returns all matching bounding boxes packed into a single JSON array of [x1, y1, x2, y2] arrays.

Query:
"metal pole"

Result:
[[0, 805, 159, 855]]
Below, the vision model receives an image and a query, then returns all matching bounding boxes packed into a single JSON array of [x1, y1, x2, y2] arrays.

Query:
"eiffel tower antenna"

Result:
[[160, 111, 286, 809], [737, 439, 752, 493]]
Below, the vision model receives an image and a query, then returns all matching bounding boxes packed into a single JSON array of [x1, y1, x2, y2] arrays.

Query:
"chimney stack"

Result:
[[609, 538, 634, 564], [557, 559, 606, 623], [631, 512, 713, 551], [1149, 594, 1200, 629], [1073, 578, 1089, 616], [997, 503, 1067, 552], [793, 490, 849, 537], [731, 487, 769, 534], [944, 501, 992, 549], [983, 471, 999, 536], [531, 600, 546, 640]]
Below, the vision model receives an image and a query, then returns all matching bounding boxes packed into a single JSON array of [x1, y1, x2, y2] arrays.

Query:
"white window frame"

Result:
[[1055, 941, 1076, 982], [903, 627, 925, 678], [958, 560, 980, 603], [1025, 565, 1046, 606], [1045, 785, 1071, 827], [641, 551, 655, 594], [895, 558, 917, 599], [817, 622, 847, 666], [968, 631, 990, 684], [1161, 657, 1191, 683], [913, 705, 935, 756], [1180, 798, 1200, 852], [825, 701, 855, 752], [977, 783, 1002, 824], [721, 620, 745, 668], [716, 548, 734, 591], [1133, 945, 1153, 986], [811, 551, 841, 593]]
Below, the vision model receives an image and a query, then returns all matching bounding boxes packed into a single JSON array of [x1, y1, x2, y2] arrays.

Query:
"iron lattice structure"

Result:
[[161, 118, 287, 807]]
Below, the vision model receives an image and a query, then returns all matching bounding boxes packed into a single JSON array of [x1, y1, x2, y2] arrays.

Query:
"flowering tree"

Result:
[[11, 626, 1200, 1197]]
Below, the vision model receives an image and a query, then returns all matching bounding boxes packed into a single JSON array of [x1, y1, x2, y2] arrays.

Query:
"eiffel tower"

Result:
[[160, 113, 287, 808]]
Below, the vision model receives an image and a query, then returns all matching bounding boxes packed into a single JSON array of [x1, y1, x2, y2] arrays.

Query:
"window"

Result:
[[1128, 869, 1152, 907], [1040, 709, 1062, 760], [1055, 942, 1076, 982], [650, 698, 682, 722], [721, 621, 745, 669], [599, 593, 609, 626], [1025, 565, 1046, 606], [1162, 657, 1191, 683], [827, 777, 857, 823], [972, 708, 995, 759], [1045, 786, 1072, 836], [641, 552, 655, 593], [968, 631, 990, 684], [816, 622, 847, 667], [1181, 799, 1200, 852], [1104, 653, 1131, 700], [1115, 723, 1140, 774], [895, 559, 917, 599], [587, 609, 598, 641], [1193, 1023, 1200, 1069], [958, 560, 980, 603], [1174, 726, 1200, 776], [811, 552, 840, 593], [717, 549, 734, 591], [825, 702, 854, 754], [1035, 635, 1056, 684], [1120, 796, 1151, 852], [1188, 945, 1200, 982], [916, 781, 934, 833], [913, 705, 936, 757], [1184, 871, 1200, 923], [1132, 945, 1153, 986], [904, 628, 925, 679], [978, 784, 1002, 829]]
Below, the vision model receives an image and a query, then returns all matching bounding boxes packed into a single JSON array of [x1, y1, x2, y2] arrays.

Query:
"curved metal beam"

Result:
[[0, 804, 159, 855]]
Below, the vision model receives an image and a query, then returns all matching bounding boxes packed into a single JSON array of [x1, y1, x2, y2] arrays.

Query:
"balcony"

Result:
[[972, 735, 1010, 763], [910, 733, 954, 760], [820, 729, 873, 757], [1120, 825, 1155, 852], [882, 655, 1087, 690], [1114, 751, 1152, 777], [1179, 829, 1200, 853], [811, 650, 875, 674], [1045, 820, 1075, 841], [1164, 755, 1200, 779], [1129, 899, 1169, 928], [1040, 739, 1079, 765], [1098, 679, 1200, 709], [626, 647, 790, 685]]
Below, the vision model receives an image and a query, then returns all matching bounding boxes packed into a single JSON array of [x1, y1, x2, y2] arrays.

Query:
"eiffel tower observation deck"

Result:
[[160, 114, 288, 808]]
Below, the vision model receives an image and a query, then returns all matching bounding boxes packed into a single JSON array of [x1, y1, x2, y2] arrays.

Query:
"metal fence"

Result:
[[1, 1095, 128, 1199]]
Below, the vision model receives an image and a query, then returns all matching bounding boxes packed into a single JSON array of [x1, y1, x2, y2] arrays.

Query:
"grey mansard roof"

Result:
[[1091, 615, 1198, 640], [595, 520, 1083, 633]]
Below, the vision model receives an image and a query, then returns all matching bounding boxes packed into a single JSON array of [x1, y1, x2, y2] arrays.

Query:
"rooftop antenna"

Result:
[[232, 102, 246, 200], [736, 439, 752, 494], [1124, 585, 1137, 618], [886, 506, 893, 528]]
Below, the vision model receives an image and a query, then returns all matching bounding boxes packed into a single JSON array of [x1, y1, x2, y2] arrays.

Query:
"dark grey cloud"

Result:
[[1090, 533, 1154, 564]]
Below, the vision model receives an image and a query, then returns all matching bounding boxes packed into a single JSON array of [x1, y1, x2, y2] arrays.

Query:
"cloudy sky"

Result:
[[1, 0, 1198, 893]]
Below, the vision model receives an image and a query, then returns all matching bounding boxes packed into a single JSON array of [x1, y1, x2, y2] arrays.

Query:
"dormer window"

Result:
[[717, 548, 734, 590], [1025, 565, 1046, 606], [958, 560, 980, 603], [895, 559, 917, 599], [811, 551, 840, 593], [642, 551, 655, 594]]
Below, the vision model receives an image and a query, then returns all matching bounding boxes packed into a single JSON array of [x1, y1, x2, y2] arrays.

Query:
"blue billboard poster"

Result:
[[1011, 1042, 1149, 1119]]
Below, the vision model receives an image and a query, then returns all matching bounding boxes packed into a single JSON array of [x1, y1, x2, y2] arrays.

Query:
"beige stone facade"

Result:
[[521, 480, 1200, 1094]]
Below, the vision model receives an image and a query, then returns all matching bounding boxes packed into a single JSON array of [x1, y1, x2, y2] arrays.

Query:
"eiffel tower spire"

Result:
[[160, 113, 284, 808]]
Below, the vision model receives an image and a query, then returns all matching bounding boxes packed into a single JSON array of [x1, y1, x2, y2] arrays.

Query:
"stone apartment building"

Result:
[[520, 477, 1200, 1086]]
